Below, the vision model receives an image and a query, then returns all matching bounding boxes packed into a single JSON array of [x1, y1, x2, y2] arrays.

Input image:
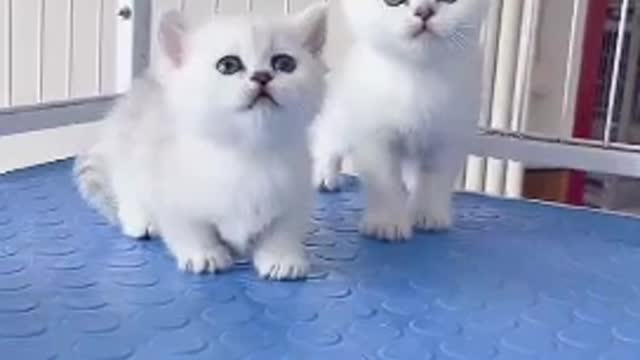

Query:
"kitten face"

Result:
[[342, 0, 488, 63], [159, 6, 327, 149]]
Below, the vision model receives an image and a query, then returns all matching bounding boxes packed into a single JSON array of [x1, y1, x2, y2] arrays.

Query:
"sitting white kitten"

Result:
[[74, 5, 328, 280], [312, 0, 488, 241]]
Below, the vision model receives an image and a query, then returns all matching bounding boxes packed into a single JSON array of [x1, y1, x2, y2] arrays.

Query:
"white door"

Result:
[[0, 0, 133, 172]]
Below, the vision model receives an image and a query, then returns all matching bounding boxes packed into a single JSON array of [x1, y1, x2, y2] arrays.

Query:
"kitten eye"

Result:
[[384, 0, 409, 6], [271, 54, 297, 73], [216, 55, 244, 75]]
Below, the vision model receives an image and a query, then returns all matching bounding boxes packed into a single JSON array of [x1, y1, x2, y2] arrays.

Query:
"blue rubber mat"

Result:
[[1, 160, 640, 359]]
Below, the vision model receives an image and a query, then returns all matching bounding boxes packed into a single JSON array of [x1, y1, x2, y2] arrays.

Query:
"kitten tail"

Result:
[[73, 152, 117, 222]]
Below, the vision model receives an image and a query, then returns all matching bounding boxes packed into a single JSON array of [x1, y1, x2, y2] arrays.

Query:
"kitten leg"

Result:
[[116, 187, 153, 239], [110, 166, 154, 238], [158, 213, 233, 274], [253, 214, 309, 280], [313, 152, 343, 191], [408, 157, 460, 231], [353, 145, 412, 241], [311, 106, 348, 192]]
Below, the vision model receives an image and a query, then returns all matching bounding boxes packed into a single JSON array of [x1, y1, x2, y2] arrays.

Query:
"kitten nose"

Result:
[[414, 6, 435, 22], [250, 71, 273, 86]]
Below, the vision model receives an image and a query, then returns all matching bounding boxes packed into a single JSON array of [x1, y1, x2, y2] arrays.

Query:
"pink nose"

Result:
[[250, 71, 273, 86], [414, 6, 435, 22]]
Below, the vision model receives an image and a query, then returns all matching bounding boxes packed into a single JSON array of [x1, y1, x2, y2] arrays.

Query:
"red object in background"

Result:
[[568, 0, 610, 205]]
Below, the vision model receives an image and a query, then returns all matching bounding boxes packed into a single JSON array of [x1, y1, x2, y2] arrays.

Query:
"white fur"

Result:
[[75, 5, 328, 280], [312, 0, 488, 241]]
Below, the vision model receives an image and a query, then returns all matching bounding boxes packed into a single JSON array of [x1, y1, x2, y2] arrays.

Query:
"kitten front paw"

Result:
[[146, 223, 160, 238], [174, 246, 233, 274], [359, 212, 413, 241], [118, 208, 153, 239], [313, 154, 343, 192], [314, 167, 342, 192], [253, 246, 309, 280], [120, 220, 153, 239], [413, 207, 453, 232]]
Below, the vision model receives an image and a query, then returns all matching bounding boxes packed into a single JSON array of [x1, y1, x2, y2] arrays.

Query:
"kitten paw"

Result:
[[314, 171, 342, 192], [253, 247, 309, 280], [413, 208, 453, 232], [146, 223, 160, 238], [360, 212, 412, 241], [175, 246, 233, 274], [121, 220, 153, 239], [119, 208, 153, 239], [313, 159, 342, 192]]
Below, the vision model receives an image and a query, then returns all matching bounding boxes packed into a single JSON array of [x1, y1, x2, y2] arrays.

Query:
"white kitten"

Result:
[[74, 5, 328, 280], [312, 0, 488, 241]]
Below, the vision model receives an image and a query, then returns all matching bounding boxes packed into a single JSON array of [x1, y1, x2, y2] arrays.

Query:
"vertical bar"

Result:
[[67, 0, 74, 99], [0, 0, 9, 107], [484, 0, 523, 195], [41, 0, 72, 102], [69, 0, 102, 97], [131, 0, 150, 79], [10, 0, 42, 106], [96, 0, 105, 93], [561, 0, 590, 131], [603, 0, 631, 146], [465, 0, 503, 192], [37, 0, 44, 102], [100, 0, 117, 94], [504, 0, 540, 198], [568, 0, 609, 205], [511, 0, 538, 135], [617, 3, 640, 143]]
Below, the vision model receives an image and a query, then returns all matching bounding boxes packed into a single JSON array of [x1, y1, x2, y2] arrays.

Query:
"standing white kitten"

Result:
[[312, 0, 488, 241], [75, 5, 328, 280]]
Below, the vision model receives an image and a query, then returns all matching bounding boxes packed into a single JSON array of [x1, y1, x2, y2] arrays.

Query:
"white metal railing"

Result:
[[471, 0, 640, 200]]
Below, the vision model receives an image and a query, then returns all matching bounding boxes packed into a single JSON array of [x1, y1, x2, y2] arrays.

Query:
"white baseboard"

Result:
[[0, 123, 101, 174]]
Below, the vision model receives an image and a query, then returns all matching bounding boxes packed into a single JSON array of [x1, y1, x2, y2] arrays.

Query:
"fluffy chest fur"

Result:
[[153, 138, 311, 250], [327, 44, 481, 156]]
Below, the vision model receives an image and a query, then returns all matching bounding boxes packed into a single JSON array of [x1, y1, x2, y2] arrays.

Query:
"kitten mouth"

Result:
[[247, 90, 279, 110], [411, 24, 432, 38]]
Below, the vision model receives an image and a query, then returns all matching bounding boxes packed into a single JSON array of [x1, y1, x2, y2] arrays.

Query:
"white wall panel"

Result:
[[70, 0, 102, 97], [0, 0, 9, 106], [183, 0, 215, 28], [41, 0, 72, 102], [217, 0, 248, 14], [250, 0, 285, 15], [100, 0, 119, 95], [10, 0, 41, 106], [3, 0, 124, 107], [290, 0, 322, 12]]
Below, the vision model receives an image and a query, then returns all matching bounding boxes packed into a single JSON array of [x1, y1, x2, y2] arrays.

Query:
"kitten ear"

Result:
[[158, 10, 187, 67], [291, 3, 328, 55]]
